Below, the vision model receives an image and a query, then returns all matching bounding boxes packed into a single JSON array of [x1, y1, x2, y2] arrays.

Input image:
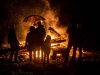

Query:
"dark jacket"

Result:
[[8, 28, 19, 49]]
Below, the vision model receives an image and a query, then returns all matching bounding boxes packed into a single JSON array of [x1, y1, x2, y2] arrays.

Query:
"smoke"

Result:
[[42, 0, 50, 8], [42, 4, 59, 31], [1, 0, 67, 45], [14, 0, 62, 41]]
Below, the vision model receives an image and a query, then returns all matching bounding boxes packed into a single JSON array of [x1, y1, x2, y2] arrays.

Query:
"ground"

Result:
[[0, 49, 100, 75], [0, 61, 100, 75]]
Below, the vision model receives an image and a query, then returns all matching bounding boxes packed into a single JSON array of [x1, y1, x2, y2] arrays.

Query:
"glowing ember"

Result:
[[69, 49, 85, 58], [56, 53, 62, 57]]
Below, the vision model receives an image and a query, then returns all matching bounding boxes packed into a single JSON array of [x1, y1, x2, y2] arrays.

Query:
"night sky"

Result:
[[0, 0, 99, 26], [0, 0, 99, 51]]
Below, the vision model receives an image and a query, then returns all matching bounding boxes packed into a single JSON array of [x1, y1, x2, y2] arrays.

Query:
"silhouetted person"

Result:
[[25, 26, 36, 62], [35, 21, 46, 61], [43, 35, 51, 64], [64, 20, 79, 65], [8, 25, 20, 62], [77, 23, 85, 61]]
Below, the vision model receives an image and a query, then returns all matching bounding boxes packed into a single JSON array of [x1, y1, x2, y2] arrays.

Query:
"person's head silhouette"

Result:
[[37, 21, 41, 27], [46, 35, 51, 41], [29, 26, 35, 32]]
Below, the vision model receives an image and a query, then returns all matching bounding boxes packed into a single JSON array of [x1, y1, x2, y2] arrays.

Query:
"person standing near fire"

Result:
[[25, 26, 37, 62], [64, 20, 79, 65], [77, 23, 86, 62], [8, 24, 20, 63], [35, 21, 46, 62], [43, 35, 51, 64]]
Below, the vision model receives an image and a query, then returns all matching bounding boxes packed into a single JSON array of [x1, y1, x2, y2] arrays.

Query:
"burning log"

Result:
[[51, 38, 66, 43], [48, 27, 66, 43], [51, 48, 66, 60], [51, 43, 60, 46], [48, 27, 61, 37]]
